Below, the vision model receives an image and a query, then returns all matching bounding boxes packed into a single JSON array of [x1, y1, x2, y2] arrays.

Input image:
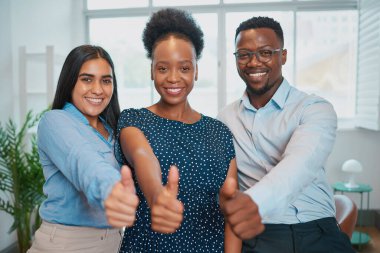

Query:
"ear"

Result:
[[195, 63, 198, 81], [150, 63, 154, 80], [281, 49, 287, 65]]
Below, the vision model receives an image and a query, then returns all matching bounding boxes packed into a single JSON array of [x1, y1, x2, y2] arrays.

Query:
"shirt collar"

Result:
[[62, 102, 113, 139], [63, 102, 89, 125], [240, 78, 291, 111]]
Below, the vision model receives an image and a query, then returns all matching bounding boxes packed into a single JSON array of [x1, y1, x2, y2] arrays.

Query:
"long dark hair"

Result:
[[52, 45, 120, 133]]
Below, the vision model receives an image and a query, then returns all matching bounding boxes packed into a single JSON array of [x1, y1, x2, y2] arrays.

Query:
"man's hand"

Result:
[[150, 165, 184, 233], [105, 165, 139, 228], [220, 177, 265, 240]]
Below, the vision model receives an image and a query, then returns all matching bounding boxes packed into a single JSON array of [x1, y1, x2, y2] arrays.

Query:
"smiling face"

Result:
[[151, 35, 198, 107], [71, 58, 114, 124], [235, 28, 287, 106]]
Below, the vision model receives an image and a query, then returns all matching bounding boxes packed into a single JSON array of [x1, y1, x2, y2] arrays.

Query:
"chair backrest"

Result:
[[334, 194, 358, 238]]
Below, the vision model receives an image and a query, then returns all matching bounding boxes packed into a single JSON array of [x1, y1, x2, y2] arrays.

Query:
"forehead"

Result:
[[153, 36, 196, 61], [235, 28, 280, 49], [79, 58, 112, 73]]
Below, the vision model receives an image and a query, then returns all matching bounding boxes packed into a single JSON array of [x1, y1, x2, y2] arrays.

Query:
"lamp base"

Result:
[[344, 182, 359, 188]]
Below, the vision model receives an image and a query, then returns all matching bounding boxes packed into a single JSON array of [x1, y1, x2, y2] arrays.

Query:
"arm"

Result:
[[220, 159, 242, 252], [37, 111, 121, 209], [246, 100, 338, 219], [119, 126, 184, 233]]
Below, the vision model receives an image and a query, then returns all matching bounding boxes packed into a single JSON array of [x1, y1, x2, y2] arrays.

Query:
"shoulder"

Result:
[[202, 115, 233, 136], [289, 87, 335, 113], [287, 87, 337, 125], [119, 108, 146, 119], [117, 108, 147, 130], [217, 99, 240, 124], [39, 109, 77, 126]]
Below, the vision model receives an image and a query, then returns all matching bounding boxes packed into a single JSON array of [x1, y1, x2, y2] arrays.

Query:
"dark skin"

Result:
[[235, 28, 287, 109], [120, 35, 242, 251], [220, 28, 287, 240]]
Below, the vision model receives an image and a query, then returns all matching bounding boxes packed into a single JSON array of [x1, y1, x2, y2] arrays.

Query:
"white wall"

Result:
[[326, 128, 380, 210], [0, 0, 13, 123], [0, 0, 379, 251], [0, 0, 84, 250]]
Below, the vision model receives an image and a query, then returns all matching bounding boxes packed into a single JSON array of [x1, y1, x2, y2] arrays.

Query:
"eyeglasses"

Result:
[[233, 49, 282, 64]]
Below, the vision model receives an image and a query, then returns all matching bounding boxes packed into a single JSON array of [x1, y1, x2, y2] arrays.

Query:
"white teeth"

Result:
[[249, 72, 266, 77], [167, 88, 181, 93], [86, 97, 102, 103]]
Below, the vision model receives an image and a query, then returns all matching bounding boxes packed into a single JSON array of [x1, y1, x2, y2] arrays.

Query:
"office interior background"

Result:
[[0, 0, 379, 251]]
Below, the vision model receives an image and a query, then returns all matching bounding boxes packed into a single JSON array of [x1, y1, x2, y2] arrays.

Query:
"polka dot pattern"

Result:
[[115, 108, 235, 252]]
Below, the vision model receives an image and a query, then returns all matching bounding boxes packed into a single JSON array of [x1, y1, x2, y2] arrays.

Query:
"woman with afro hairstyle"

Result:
[[115, 8, 242, 253]]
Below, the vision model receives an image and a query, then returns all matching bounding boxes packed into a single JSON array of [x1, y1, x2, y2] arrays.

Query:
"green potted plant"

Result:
[[0, 111, 46, 253]]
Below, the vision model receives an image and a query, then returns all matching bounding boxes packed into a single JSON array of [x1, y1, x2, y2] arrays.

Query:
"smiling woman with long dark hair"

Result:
[[27, 45, 139, 253]]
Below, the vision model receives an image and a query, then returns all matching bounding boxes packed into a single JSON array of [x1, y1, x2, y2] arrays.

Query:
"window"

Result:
[[86, 0, 359, 121]]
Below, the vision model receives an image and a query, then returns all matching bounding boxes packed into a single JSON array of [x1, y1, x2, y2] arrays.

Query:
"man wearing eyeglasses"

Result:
[[218, 16, 354, 253]]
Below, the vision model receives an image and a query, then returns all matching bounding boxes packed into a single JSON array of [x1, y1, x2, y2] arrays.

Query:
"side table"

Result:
[[332, 182, 372, 249]]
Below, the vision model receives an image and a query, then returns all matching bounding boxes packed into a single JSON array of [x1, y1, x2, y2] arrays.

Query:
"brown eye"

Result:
[[237, 51, 250, 59], [158, 66, 168, 72], [181, 66, 190, 72], [259, 50, 273, 58], [81, 77, 92, 83], [103, 79, 113, 85]]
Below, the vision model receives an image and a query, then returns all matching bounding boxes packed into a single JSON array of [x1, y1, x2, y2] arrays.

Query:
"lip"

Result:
[[85, 97, 104, 105], [245, 69, 268, 82], [164, 87, 183, 95]]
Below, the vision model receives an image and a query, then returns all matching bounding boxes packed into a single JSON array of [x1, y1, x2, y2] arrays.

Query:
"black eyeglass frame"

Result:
[[233, 48, 283, 64]]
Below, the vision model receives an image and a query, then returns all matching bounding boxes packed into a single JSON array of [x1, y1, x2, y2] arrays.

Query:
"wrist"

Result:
[[147, 185, 164, 208]]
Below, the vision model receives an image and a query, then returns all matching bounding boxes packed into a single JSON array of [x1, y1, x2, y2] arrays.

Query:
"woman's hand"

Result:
[[104, 165, 139, 228], [150, 165, 184, 233]]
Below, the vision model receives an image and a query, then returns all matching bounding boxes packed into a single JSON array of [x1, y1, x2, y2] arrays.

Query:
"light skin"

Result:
[[71, 58, 139, 228], [71, 58, 113, 137], [120, 35, 241, 252]]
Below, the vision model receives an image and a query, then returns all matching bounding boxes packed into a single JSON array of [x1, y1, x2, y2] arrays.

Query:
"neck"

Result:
[[148, 100, 199, 123], [247, 77, 283, 109]]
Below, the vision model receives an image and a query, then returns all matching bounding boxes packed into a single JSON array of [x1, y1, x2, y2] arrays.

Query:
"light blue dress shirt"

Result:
[[218, 79, 337, 224], [37, 103, 121, 228]]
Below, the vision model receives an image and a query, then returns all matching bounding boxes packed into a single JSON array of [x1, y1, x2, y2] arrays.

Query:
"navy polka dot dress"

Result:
[[115, 108, 235, 253]]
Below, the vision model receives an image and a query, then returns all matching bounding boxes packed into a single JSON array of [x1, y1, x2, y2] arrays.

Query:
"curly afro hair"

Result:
[[235, 16, 284, 47], [142, 8, 204, 60]]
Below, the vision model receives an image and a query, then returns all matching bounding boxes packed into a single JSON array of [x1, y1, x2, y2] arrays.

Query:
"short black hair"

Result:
[[235, 16, 284, 47], [142, 8, 204, 60], [52, 45, 120, 134]]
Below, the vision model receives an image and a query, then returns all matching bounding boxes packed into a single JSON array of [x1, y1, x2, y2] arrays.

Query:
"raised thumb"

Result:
[[166, 165, 180, 196], [120, 165, 135, 193], [220, 177, 237, 200]]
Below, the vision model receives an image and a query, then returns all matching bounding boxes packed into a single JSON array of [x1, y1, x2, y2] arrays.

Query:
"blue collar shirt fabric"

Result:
[[217, 79, 337, 224], [37, 103, 121, 228]]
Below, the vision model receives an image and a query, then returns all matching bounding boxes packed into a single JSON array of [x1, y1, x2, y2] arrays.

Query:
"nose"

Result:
[[91, 80, 103, 95], [247, 52, 262, 67], [167, 69, 180, 83]]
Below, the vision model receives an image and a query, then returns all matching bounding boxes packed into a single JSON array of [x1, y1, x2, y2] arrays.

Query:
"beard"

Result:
[[246, 78, 275, 96], [245, 75, 283, 96]]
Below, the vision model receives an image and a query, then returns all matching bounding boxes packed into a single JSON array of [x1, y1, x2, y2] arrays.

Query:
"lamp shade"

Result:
[[342, 159, 363, 173], [341, 159, 362, 188]]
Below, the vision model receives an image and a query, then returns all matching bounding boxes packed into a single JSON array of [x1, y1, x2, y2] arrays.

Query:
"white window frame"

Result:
[[84, 0, 375, 130]]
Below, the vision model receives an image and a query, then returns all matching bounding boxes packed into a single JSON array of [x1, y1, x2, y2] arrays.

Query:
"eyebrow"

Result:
[[78, 73, 113, 78], [155, 60, 194, 65]]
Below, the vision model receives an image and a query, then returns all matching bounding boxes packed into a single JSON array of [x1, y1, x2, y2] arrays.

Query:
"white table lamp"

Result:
[[342, 159, 363, 188]]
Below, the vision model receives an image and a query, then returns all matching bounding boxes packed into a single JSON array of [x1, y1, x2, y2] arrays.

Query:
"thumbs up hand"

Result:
[[219, 177, 265, 240], [150, 165, 184, 234], [105, 165, 139, 228]]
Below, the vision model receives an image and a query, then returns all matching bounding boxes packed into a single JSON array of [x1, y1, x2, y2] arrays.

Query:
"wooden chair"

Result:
[[334, 194, 358, 238]]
